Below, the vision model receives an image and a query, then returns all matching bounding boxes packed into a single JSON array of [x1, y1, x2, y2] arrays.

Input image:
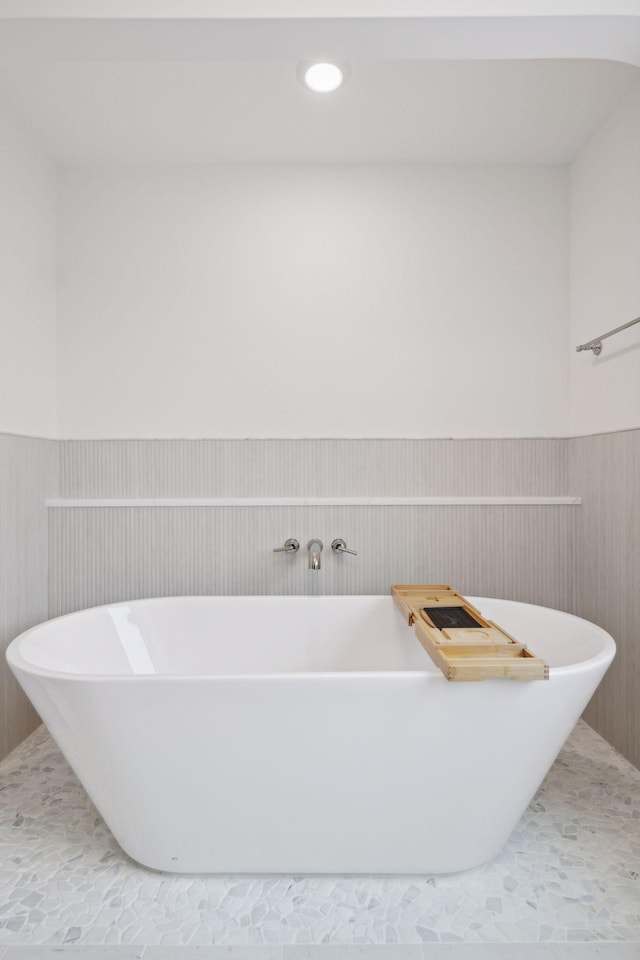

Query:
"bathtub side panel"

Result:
[[10, 666, 611, 874]]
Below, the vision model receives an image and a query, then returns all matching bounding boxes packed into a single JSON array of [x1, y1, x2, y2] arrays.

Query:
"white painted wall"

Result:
[[58, 165, 569, 439], [569, 80, 640, 436], [0, 103, 57, 437]]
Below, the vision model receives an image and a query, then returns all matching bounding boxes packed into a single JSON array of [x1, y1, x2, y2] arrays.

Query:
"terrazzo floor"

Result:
[[0, 721, 639, 955]]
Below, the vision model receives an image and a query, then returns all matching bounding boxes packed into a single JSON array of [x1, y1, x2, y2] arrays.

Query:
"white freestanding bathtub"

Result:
[[7, 595, 614, 875]]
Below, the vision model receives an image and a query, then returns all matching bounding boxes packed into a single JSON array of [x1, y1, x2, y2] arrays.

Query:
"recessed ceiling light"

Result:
[[302, 62, 344, 93]]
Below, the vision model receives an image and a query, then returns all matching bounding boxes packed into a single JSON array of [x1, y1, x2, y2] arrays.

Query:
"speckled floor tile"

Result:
[[0, 721, 639, 947]]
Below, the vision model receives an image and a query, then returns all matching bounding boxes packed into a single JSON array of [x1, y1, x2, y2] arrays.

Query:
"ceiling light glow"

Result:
[[304, 62, 344, 93]]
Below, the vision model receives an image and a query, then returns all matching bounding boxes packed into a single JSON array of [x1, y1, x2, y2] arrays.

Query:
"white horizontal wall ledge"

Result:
[[46, 496, 581, 507]]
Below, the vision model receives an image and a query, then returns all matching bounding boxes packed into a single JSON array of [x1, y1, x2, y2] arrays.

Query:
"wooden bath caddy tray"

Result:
[[392, 584, 549, 682]]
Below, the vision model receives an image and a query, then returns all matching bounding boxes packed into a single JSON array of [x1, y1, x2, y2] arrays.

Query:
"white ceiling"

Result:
[[2, 1, 640, 15], [0, 58, 636, 165]]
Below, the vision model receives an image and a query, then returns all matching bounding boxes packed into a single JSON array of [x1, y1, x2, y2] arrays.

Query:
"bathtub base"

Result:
[[71, 674, 604, 875]]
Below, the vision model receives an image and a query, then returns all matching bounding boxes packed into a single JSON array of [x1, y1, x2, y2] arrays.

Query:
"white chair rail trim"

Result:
[[46, 496, 581, 507]]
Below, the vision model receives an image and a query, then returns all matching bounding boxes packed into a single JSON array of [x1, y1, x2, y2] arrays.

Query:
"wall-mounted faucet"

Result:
[[272, 537, 356, 568], [307, 539, 323, 570]]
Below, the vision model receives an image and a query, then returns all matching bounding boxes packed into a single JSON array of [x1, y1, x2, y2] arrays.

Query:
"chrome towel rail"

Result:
[[576, 315, 640, 356]]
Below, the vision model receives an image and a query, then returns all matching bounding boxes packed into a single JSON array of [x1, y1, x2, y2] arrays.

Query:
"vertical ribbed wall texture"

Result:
[[570, 428, 640, 769], [50, 439, 574, 616], [0, 433, 58, 760], [48, 504, 575, 616], [58, 438, 569, 498]]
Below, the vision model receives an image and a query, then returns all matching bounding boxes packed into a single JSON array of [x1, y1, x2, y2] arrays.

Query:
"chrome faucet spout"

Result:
[[307, 539, 323, 571]]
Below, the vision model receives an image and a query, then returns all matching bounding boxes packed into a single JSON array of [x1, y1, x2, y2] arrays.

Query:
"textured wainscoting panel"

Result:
[[49, 504, 575, 617], [0, 433, 58, 760], [570, 428, 640, 769], [58, 438, 569, 498]]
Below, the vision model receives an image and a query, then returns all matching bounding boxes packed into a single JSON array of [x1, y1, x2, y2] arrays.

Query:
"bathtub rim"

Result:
[[6, 594, 616, 683]]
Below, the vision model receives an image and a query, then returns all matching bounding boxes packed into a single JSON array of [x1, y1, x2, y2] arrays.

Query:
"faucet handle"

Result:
[[331, 538, 358, 556], [273, 538, 300, 554]]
